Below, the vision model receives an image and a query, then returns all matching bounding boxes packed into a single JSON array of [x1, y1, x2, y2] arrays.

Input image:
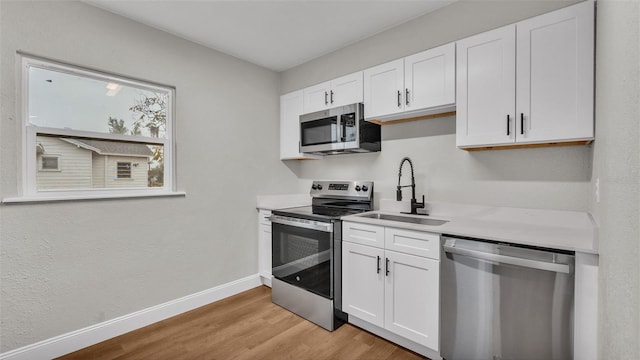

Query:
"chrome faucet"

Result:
[[397, 157, 425, 215]]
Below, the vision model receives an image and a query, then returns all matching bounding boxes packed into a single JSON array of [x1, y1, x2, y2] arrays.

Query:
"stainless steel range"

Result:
[[269, 180, 374, 331]]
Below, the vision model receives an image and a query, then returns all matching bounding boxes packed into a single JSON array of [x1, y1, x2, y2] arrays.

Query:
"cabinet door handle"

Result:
[[330, 90, 334, 104], [520, 113, 524, 135], [324, 91, 328, 105], [405, 88, 410, 105], [385, 258, 390, 276], [507, 114, 511, 136], [377, 256, 381, 274], [397, 90, 402, 107]]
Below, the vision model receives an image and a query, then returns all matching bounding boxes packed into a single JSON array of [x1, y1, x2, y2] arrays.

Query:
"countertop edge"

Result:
[[342, 210, 599, 255]]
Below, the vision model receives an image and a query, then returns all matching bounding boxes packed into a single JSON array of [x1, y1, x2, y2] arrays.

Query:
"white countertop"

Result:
[[256, 194, 311, 210], [342, 201, 598, 254]]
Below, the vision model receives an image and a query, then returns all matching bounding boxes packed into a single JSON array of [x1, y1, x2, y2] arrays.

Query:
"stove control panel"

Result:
[[310, 180, 374, 199]]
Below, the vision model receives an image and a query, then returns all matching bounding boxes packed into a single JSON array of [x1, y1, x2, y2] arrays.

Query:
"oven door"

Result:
[[271, 216, 334, 299], [299, 112, 344, 153]]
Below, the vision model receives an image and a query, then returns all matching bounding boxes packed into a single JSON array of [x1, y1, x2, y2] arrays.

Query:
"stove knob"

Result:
[[362, 185, 368, 192], [311, 184, 318, 190], [355, 185, 361, 191], [317, 184, 323, 190]]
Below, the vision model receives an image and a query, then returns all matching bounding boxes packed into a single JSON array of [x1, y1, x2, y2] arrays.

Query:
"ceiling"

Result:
[[85, 1, 454, 72]]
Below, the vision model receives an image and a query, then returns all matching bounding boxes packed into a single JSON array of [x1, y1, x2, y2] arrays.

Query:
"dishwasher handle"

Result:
[[442, 242, 571, 274]]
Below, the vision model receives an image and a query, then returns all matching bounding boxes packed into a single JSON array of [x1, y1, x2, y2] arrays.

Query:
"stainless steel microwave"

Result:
[[299, 103, 381, 155]]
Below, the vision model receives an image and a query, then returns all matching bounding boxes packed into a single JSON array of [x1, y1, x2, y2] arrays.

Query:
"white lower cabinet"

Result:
[[257, 209, 272, 286], [384, 250, 439, 350], [342, 242, 385, 327], [342, 221, 440, 352]]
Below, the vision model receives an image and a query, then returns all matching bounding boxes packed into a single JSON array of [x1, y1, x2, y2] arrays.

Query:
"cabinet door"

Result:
[[384, 250, 439, 350], [516, 1, 594, 143], [456, 25, 516, 148], [342, 242, 385, 327], [363, 59, 405, 120], [330, 71, 363, 108], [280, 91, 319, 160], [303, 81, 332, 114], [405, 43, 455, 111]]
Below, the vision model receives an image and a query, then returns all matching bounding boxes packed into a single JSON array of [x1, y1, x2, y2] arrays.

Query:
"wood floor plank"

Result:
[[56, 286, 425, 360]]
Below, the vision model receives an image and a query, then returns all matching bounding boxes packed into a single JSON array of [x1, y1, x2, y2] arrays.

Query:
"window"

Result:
[[117, 162, 132, 179], [20, 55, 175, 199], [40, 155, 60, 171]]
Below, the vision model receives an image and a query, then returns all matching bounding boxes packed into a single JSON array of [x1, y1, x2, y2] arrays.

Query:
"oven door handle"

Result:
[[268, 215, 333, 233]]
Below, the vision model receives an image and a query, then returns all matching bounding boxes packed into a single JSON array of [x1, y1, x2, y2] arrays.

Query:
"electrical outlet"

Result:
[[595, 178, 600, 203]]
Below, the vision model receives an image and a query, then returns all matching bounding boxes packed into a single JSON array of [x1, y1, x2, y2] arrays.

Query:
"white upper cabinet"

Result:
[[363, 59, 405, 120], [456, 25, 516, 147], [405, 43, 456, 113], [303, 71, 363, 114], [364, 43, 456, 122], [456, 1, 594, 149], [516, 2, 594, 143], [280, 90, 320, 160]]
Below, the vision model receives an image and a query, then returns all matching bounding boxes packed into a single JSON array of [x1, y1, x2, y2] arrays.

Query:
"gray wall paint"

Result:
[[590, 0, 640, 358], [0, 1, 300, 352], [281, 0, 591, 212]]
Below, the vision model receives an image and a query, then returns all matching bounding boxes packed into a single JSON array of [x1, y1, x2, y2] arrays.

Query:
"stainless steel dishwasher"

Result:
[[440, 236, 575, 360]]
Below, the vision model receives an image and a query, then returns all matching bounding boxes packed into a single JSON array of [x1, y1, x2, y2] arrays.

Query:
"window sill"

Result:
[[2, 191, 186, 204]]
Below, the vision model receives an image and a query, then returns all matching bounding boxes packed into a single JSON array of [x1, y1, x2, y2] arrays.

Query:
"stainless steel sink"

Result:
[[359, 213, 449, 226]]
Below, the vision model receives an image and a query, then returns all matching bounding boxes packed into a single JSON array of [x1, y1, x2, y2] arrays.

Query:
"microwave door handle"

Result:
[[337, 116, 343, 142]]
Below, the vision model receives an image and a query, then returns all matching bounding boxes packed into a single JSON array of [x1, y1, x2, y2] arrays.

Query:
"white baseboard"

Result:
[[0, 274, 262, 360]]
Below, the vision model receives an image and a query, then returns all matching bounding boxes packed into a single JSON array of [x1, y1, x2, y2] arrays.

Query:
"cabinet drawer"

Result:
[[343, 221, 385, 248], [384, 227, 440, 260], [258, 209, 272, 226]]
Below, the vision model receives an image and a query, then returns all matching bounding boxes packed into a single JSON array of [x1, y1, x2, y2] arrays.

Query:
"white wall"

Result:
[[590, 0, 640, 358], [0, 1, 300, 352]]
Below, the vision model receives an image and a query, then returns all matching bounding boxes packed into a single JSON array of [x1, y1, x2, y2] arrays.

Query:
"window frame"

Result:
[[19, 55, 177, 200]]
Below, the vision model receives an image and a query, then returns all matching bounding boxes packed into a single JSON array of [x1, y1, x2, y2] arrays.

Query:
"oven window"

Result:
[[300, 117, 338, 146], [272, 223, 332, 298]]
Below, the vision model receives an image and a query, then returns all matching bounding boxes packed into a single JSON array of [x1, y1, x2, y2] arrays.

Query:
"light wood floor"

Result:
[[57, 286, 425, 360]]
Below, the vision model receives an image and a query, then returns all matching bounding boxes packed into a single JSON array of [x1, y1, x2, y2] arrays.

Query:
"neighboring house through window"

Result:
[[20, 55, 175, 199]]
